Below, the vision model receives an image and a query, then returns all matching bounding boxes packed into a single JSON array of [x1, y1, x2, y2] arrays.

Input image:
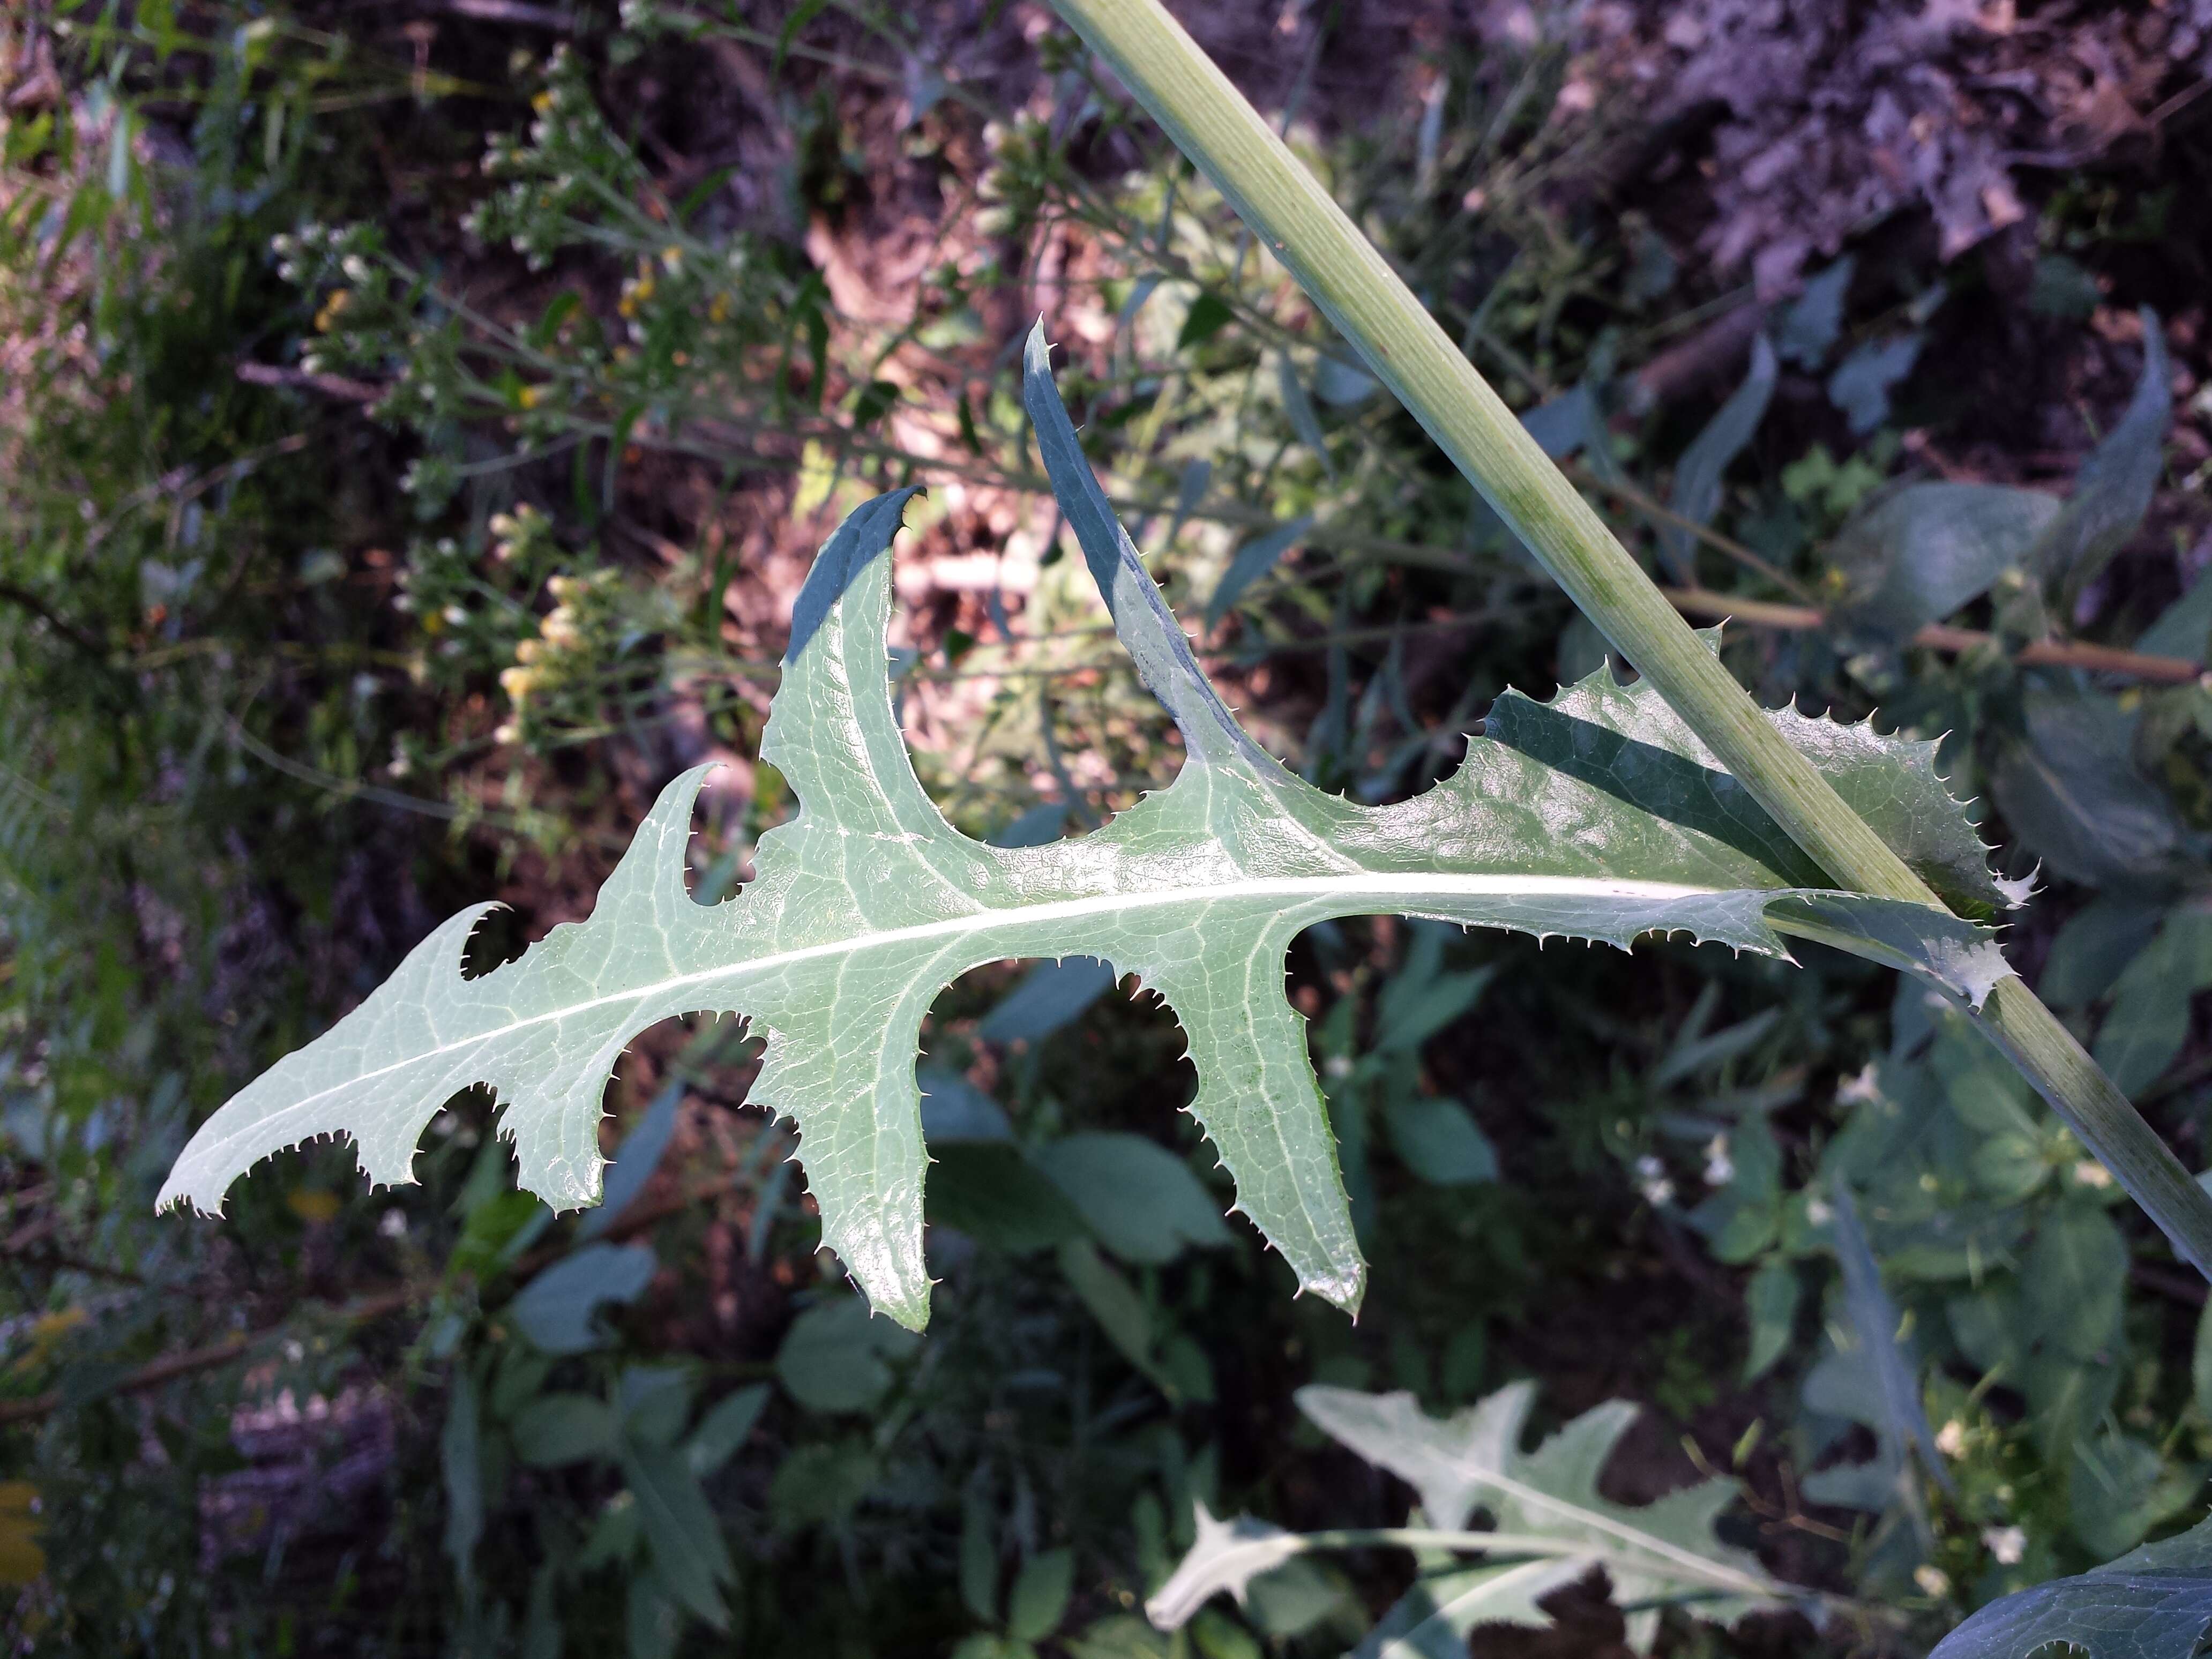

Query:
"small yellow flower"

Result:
[[531, 90, 554, 113], [313, 288, 351, 332], [518, 385, 547, 409], [541, 614, 581, 649], [707, 292, 733, 324], [659, 244, 684, 273], [514, 638, 543, 663], [499, 666, 539, 699]]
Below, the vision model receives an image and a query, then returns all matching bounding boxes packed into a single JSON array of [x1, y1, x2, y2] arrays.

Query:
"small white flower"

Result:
[[1914, 1565, 1951, 1598], [1982, 1526, 2026, 1565], [1934, 1419, 1967, 1459], [2073, 1160, 2113, 1190], [379, 1208, 408, 1239], [1703, 1133, 1733, 1186], [1805, 1197, 1833, 1225]]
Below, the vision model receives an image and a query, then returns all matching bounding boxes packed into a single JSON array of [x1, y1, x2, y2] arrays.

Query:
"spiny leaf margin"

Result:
[[158, 334, 2009, 1333]]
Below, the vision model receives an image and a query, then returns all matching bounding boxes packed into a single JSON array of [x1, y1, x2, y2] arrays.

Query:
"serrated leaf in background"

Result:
[[1292, 1382, 1792, 1651]]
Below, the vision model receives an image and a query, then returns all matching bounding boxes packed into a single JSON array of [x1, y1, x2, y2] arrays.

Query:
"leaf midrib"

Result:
[[173, 870, 1729, 1175], [1460, 1463, 1774, 1599]]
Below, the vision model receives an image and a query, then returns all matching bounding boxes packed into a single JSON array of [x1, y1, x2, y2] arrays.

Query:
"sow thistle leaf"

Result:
[[157, 322, 2009, 1332], [1151, 1384, 1803, 1651]]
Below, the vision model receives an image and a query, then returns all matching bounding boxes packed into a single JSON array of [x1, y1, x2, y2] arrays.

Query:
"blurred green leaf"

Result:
[[1176, 291, 1234, 352], [775, 1297, 920, 1414], [684, 1384, 769, 1478], [1775, 258, 1854, 368], [1991, 692, 2201, 892], [1930, 1514, 2212, 1659], [2039, 900, 2162, 1008], [2068, 1429, 2196, 1558], [978, 958, 1117, 1044], [961, 1497, 1000, 1625], [1244, 1557, 1345, 1638], [927, 1142, 1090, 1253], [1034, 1133, 1232, 1264], [917, 1068, 1015, 1143], [507, 1243, 656, 1356], [2094, 914, 2212, 1095], [1827, 333, 1923, 435], [1382, 1097, 1497, 1186], [2035, 308, 2172, 588], [2028, 254, 2102, 320], [577, 1080, 682, 1241], [621, 1444, 733, 1628], [1743, 1259, 1798, 1381], [442, 1367, 484, 1584], [1659, 334, 1775, 582], [1205, 515, 1314, 627], [1830, 483, 2058, 637], [618, 1364, 697, 1449], [511, 1393, 617, 1468], [2137, 565, 2212, 666], [1006, 1548, 1074, 1641]]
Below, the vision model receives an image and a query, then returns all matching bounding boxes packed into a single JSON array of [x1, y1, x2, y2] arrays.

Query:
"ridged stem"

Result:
[[1047, 0, 2212, 1278]]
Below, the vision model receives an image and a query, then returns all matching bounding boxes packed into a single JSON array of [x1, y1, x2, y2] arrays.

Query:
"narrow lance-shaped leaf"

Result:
[[157, 321, 2009, 1332], [2035, 305, 2172, 590], [1658, 334, 1775, 583]]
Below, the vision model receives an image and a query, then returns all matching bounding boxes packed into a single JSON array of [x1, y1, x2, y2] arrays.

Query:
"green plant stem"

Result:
[[1044, 0, 2212, 1279]]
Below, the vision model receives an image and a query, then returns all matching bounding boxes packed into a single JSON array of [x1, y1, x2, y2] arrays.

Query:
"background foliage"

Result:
[[3, 1, 2212, 1654]]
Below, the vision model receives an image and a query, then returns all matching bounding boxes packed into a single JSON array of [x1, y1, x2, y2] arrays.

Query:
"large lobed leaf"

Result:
[[158, 323, 2010, 1330]]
